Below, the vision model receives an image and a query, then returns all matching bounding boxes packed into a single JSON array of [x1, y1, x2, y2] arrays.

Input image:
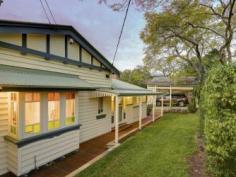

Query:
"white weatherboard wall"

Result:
[[7, 130, 80, 176], [0, 48, 111, 88], [78, 92, 112, 143], [0, 93, 8, 175], [125, 103, 147, 124]]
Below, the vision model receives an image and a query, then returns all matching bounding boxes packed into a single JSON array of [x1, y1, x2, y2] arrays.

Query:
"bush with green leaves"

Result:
[[202, 64, 236, 177]]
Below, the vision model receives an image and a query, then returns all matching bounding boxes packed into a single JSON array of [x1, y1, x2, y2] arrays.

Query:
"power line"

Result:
[[112, 0, 131, 65], [40, 0, 51, 24], [44, 0, 57, 24]]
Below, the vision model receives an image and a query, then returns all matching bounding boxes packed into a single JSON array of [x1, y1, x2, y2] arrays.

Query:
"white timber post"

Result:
[[115, 95, 120, 144], [139, 97, 142, 130], [152, 96, 155, 122], [161, 95, 164, 117]]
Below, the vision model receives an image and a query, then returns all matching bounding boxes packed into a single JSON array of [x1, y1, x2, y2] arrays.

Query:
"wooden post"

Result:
[[115, 95, 120, 144], [152, 96, 155, 122], [161, 95, 164, 117], [139, 97, 142, 130]]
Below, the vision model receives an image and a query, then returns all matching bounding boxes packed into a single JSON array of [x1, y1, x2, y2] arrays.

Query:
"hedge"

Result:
[[201, 64, 236, 177]]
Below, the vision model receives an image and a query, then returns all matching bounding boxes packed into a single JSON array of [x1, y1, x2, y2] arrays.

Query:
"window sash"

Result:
[[98, 97, 104, 114], [65, 92, 76, 125], [24, 93, 41, 134]]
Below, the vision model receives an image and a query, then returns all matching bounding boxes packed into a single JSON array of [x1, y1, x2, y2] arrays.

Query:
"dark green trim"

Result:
[[96, 114, 106, 120], [91, 56, 93, 65], [46, 34, 50, 59], [0, 20, 120, 75], [4, 124, 81, 148], [79, 45, 82, 62], [21, 33, 27, 55], [65, 35, 68, 59], [0, 41, 110, 72]]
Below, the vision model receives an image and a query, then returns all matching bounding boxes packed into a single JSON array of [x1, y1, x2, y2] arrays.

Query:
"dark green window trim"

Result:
[[4, 124, 81, 148], [96, 114, 106, 120]]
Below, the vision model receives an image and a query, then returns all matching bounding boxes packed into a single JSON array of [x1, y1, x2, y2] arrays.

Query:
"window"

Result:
[[111, 96, 115, 113], [25, 93, 40, 134], [9, 92, 18, 137], [142, 96, 147, 103], [48, 92, 60, 130], [65, 92, 75, 125], [98, 97, 103, 114], [125, 97, 133, 105]]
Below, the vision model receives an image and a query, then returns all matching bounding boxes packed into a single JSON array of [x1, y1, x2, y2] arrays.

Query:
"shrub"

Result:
[[201, 64, 236, 177]]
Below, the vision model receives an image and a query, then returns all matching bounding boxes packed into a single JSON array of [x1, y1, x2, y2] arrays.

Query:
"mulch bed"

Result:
[[187, 135, 208, 177]]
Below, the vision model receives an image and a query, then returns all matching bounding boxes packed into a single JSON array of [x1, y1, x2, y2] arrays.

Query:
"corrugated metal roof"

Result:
[[0, 65, 94, 90], [110, 79, 160, 96]]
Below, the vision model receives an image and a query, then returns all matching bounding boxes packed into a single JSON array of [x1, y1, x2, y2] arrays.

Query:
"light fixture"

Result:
[[0, 0, 3, 6], [69, 38, 74, 45]]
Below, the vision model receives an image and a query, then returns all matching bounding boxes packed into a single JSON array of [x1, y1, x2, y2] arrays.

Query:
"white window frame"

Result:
[[47, 92, 61, 131], [14, 91, 79, 140]]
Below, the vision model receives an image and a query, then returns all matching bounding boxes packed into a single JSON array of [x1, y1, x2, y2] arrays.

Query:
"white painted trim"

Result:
[[114, 95, 119, 144], [139, 97, 142, 130]]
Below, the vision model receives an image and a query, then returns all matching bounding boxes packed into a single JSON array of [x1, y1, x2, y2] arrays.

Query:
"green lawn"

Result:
[[76, 113, 199, 177]]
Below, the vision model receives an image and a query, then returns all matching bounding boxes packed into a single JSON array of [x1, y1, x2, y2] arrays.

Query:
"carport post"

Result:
[[161, 96, 164, 117], [152, 96, 156, 122], [139, 97, 142, 130], [115, 95, 120, 144]]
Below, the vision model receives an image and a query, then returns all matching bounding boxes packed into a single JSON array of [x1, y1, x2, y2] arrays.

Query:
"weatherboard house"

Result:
[[0, 20, 157, 176]]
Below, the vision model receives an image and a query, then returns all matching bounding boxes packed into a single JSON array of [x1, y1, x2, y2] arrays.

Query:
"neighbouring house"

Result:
[[0, 20, 157, 176]]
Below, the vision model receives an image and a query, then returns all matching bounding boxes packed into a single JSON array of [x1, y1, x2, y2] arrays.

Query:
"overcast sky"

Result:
[[0, 0, 146, 71]]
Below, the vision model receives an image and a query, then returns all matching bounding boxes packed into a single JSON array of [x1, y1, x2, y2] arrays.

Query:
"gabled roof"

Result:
[[0, 19, 120, 75]]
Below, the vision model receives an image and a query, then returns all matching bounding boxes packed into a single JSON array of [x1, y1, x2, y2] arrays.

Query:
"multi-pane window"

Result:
[[65, 92, 75, 125], [125, 97, 133, 105], [98, 97, 104, 114], [9, 92, 18, 137], [142, 96, 147, 103], [25, 93, 40, 134], [48, 92, 60, 130]]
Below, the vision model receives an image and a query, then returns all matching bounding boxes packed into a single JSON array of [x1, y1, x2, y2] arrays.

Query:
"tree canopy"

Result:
[[120, 65, 152, 88], [140, 0, 236, 81]]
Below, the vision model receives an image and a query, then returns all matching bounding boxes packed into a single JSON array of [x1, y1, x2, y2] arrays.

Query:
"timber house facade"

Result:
[[0, 20, 157, 176]]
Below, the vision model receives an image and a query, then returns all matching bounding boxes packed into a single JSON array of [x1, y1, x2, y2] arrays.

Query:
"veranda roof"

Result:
[[96, 79, 160, 96], [0, 64, 95, 90]]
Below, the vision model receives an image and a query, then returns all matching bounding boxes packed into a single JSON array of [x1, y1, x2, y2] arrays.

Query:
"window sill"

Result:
[[96, 114, 106, 120], [4, 124, 82, 148]]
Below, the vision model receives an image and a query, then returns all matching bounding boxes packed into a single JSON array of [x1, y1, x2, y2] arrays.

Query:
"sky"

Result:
[[0, 0, 146, 71]]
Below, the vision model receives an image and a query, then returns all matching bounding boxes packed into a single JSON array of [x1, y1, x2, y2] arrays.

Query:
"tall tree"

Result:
[[140, 0, 236, 81], [120, 65, 152, 88]]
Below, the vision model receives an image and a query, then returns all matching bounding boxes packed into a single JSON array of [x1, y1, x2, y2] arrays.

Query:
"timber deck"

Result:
[[1, 116, 157, 177]]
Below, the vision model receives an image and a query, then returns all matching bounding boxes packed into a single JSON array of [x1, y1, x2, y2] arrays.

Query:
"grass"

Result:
[[76, 113, 199, 177]]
